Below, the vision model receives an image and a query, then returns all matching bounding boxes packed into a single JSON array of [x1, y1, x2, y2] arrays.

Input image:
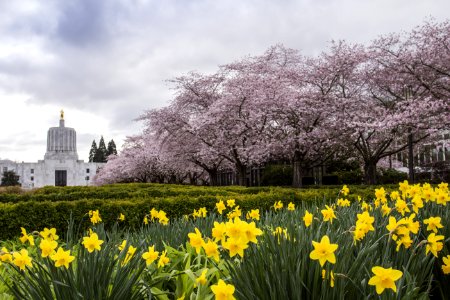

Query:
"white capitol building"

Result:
[[0, 111, 104, 188]]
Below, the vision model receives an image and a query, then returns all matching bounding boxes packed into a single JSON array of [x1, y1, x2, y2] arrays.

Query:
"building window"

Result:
[[86, 168, 90, 173], [85, 176, 90, 181], [31, 169, 34, 174], [31, 176, 34, 181], [2, 167, 6, 173]]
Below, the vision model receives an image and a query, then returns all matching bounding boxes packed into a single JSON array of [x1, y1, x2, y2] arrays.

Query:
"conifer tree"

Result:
[[107, 139, 118, 157], [1, 170, 20, 186], [89, 140, 98, 162], [94, 136, 108, 163]]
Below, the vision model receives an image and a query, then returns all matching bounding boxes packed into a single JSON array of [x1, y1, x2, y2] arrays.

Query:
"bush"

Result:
[[377, 168, 408, 184], [0, 184, 381, 240], [261, 164, 293, 186]]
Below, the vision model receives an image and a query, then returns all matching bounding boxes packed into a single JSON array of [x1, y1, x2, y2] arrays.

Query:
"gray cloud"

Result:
[[0, 0, 449, 161]]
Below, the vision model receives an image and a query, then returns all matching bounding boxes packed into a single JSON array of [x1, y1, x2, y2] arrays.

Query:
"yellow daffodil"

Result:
[[0, 247, 12, 263], [142, 245, 159, 266], [395, 199, 410, 216], [309, 235, 338, 266], [273, 201, 283, 211], [211, 279, 235, 300], [223, 237, 248, 258], [424, 216, 443, 233], [303, 210, 313, 227], [212, 222, 227, 242], [19, 227, 35, 246], [118, 213, 125, 221], [82, 232, 104, 253], [288, 202, 295, 211], [40, 228, 59, 241], [13, 249, 33, 270], [337, 198, 350, 207], [227, 199, 236, 208], [246, 209, 260, 221], [157, 250, 170, 268], [216, 200, 226, 214], [196, 269, 208, 286], [321, 205, 336, 223], [51, 247, 75, 269], [426, 233, 444, 257], [442, 255, 450, 274], [226, 218, 245, 240], [89, 210, 102, 224], [188, 228, 204, 254], [242, 222, 263, 244], [341, 185, 349, 196], [39, 239, 58, 257], [203, 240, 220, 261], [368, 266, 403, 294]]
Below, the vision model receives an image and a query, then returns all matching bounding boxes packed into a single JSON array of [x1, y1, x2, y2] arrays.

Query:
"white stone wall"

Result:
[[0, 160, 105, 188]]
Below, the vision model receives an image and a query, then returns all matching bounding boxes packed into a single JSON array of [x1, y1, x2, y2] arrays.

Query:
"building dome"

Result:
[[44, 110, 78, 160]]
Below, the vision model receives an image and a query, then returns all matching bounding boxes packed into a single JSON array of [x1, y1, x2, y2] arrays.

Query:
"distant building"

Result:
[[0, 111, 105, 188]]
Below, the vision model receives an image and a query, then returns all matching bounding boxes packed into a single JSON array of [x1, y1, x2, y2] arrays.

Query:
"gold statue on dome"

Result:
[[60, 109, 64, 120]]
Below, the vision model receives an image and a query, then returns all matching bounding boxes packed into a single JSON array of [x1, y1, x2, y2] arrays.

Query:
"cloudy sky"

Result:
[[0, 0, 448, 162]]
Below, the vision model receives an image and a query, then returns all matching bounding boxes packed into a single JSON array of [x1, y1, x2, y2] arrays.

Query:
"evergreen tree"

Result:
[[89, 140, 98, 162], [107, 139, 118, 157], [1, 170, 20, 186], [94, 136, 108, 163]]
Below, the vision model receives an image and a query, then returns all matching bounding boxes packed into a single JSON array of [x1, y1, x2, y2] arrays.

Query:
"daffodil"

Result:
[[303, 210, 313, 227], [82, 232, 104, 253], [426, 233, 444, 257], [223, 237, 248, 258], [13, 249, 32, 270], [242, 221, 263, 244], [309, 235, 338, 266], [424, 216, 443, 233], [188, 228, 204, 254], [246, 209, 260, 221], [368, 266, 403, 294], [39, 239, 58, 257], [212, 222, 227, 242], [341, 185, 349, 196], [19, 228, 35, 246], [288, 202, 295, 211], [273, 201, 283, 211], [0, 247, 12, 263], [196, 269, 208, 286], [118, 213, 125, 221], [142, 245, 159, 266], [321, 205, 336, 223], [203, 240, 220, 261], [442, 255, 450, 274], [211, 279, 235, 300], [89, 210, 102, 224], [158, 250, 170, 268], [40, 228, 59, 241], [216, 200, 226, 214], [51, 247, 75, 269], [226, 199, 235, 208]]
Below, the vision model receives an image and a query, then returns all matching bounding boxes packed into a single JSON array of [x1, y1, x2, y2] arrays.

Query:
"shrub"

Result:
[[261, 164, 293, 186]]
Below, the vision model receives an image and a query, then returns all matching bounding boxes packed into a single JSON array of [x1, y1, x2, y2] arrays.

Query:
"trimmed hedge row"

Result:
[[0, 186, 379, 240], [0, 183, 385, 203]]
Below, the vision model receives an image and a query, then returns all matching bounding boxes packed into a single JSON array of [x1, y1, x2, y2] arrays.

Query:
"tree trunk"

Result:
[[364, 160, 378, 185], [207, 169, 218, 186], [236, 164, 247, 186], [292, 150, 304, 188], [292, 160, 304, 188]]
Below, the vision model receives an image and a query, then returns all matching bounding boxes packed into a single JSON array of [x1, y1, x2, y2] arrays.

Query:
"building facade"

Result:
[[0, 111, 104, 188]]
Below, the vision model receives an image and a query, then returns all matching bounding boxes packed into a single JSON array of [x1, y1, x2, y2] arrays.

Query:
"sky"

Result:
[[0, 0, 448, 162]]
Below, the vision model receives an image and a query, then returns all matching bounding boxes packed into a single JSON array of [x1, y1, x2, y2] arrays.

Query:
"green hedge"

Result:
[[0, 185, 380, 240], [0, 183, 385, 204]]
